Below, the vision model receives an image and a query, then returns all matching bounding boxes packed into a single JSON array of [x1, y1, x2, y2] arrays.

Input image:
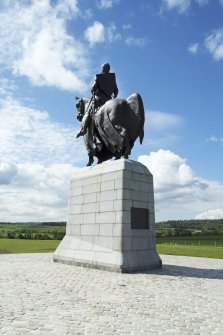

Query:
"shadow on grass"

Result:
[[149, 264, 223, 280]]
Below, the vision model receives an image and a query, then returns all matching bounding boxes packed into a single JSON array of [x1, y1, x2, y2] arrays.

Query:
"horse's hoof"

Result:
[[86, 158, 94, 167]]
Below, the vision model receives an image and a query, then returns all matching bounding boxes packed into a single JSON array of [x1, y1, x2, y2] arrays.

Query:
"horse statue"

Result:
[[75, 93, 145, 166]]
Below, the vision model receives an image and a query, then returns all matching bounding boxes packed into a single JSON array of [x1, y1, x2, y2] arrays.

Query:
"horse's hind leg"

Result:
[[114, 152, 122, 160], [122, 135, 131, 159], [97, 158, 103, 164]]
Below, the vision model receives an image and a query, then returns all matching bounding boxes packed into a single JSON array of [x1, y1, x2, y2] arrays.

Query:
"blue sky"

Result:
[[1, 0, 223, 222]]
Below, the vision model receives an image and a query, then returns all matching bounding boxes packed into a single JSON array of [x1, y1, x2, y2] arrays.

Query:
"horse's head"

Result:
[[75, 97, 92, 122], [75, 97, 85, 122]]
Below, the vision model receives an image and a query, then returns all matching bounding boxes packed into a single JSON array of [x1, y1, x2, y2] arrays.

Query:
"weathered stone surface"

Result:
[[54, 159, 161, 272]]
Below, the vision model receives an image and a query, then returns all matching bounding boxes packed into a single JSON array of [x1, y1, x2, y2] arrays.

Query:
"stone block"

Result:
[[133, 237, 151, 250], [84, 193, 97, 204], [82, 183, 100, 194], [96, 212, 115, 224], [101, 180, 115, 191], [113, 199, 123, 211], [70, 195, 84, 205], [83, 213, 96, 224], [79, 237, 94, 251], [115, 211, 131, 224], [81, 224, 99, 236], [112, 223, 122, 236], [98, 190, 115, 202], [99, 200, 114, 212], [113, 237, 122, 251], [93, 236, 113, 252], [67, 224, 81, 236], [70, 204, 82, 214], [81, 202, 99, 214], [69, 186, 82, 197], [116, 189, 131, 200], [68, 214, 84, 225], [122, 223, 132, 237], [99, 223, 114, 236], [82, 176, 98, 186]]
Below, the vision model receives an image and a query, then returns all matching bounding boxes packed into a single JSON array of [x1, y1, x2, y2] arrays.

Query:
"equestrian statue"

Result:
[[75, 63, 145, 166]]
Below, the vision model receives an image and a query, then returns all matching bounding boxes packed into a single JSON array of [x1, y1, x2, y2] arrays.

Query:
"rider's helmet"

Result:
[[101, 63, 110, 74]]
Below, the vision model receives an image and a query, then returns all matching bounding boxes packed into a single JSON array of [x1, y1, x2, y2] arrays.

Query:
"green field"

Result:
[[156, 236, 223, 258], [157, 235, 223, 246], [157, 244, 223, 259], [1, 223, 223, 258], [0, 238, 60, 254], [0, 237, 223, 259]]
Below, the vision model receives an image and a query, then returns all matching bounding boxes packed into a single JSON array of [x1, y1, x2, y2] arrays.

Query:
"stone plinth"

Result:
[[53, 159, 162, 272]]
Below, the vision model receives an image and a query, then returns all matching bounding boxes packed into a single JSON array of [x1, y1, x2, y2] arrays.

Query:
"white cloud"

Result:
[[107, 23, 122, 43], [123, 24, 132, 30], [138, 149, 223, 220], [194, 0, 209, 6], [0, 161, 17, 185], [162, 0, 209, 14], [162, 0, 191, 14], [188, 43, 199, 54], [140, 110, 183, 148], [205, 29, 223, 61], [195, 209, 223, 219], [0, 161, 80, 222], [0, 77, 17, 96], [0, 0, 89, 92], [85, 21, 121, 46], [147, 111, 183, 130], [220, 0, 223, 5], [125, 37, 147, 47], [96, 0, 120, 10], [0, 97, 87, 222], [85, 21, 105, 45], [0, 98, 85, 165], [83, 8, 94, 19], [206, 136, 223, 143]]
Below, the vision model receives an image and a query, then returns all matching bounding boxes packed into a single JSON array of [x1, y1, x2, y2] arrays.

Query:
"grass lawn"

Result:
[[0, 239, 60, 254], [1, 238, 223, 259], [157, 244, 223, 259]]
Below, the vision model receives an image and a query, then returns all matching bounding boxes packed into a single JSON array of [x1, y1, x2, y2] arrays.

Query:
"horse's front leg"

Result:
[[86, 153, 94, 167]]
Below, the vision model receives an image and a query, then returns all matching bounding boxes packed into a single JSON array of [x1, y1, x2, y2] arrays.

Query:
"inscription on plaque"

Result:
[[131, 207, 149, 229]]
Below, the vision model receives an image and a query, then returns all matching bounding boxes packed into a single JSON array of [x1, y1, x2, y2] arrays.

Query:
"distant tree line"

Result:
[[6, 230, 65, 240], [0, 221, 66, 226], [156, 219, 223, 237], [0, 222, 66, 240], [1, 219, 223, 240]]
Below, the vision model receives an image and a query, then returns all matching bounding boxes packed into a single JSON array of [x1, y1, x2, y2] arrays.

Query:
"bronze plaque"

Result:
[[131, 207, 149, 229]]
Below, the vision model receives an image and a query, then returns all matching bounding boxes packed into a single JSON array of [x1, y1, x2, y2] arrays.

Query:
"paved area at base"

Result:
[[0, 253, 223, 335]]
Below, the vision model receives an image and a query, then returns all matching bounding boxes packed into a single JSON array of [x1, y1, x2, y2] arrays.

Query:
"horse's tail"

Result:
[[127, 93, 145, 144]]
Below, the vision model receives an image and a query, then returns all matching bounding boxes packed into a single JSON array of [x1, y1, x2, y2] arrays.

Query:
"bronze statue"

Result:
[[75, 63, 145, 166]]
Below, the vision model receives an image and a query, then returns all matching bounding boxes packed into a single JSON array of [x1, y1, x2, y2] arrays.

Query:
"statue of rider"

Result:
[[76, 63, 119, 138]]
